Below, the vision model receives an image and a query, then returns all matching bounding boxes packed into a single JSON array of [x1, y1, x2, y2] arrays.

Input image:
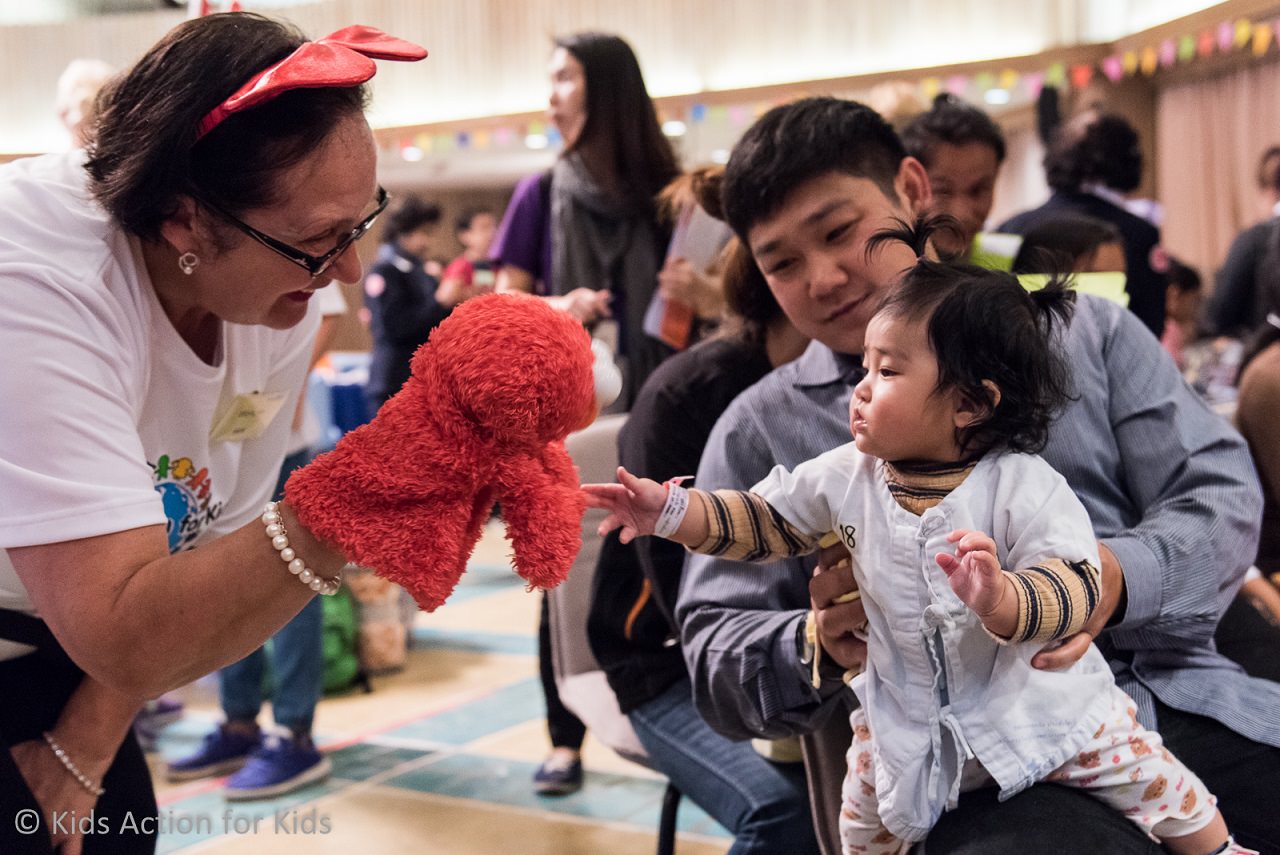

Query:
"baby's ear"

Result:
[[953, 380, 1001, 429]]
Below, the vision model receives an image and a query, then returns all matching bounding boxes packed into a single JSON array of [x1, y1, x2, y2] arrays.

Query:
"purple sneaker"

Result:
[[223, 736, 332, 801], [165, 725, 261, 782], [134, 696, 187, 752]]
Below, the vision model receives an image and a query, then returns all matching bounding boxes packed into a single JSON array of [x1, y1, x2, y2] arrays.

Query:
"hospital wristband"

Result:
[[654, 482, 690, 539]]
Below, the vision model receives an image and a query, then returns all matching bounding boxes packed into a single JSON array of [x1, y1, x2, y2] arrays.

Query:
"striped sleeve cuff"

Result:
[[1002, 558, 1102, 644], [688, 489, 819, 562]]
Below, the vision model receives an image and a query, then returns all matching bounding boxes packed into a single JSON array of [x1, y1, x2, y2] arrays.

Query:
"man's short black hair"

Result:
[[721, 97, 907, 242], [901, 94, 1006, 168]]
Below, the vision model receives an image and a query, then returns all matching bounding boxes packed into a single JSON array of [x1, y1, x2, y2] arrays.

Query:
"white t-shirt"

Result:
[[0, 152, 319, 659], [286, 281, 347, 456]]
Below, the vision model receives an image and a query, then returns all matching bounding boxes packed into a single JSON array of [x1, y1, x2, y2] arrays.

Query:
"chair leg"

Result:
[[657, 780, 681, 855]]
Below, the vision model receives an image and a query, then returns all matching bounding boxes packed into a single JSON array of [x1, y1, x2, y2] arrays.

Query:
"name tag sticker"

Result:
[[209, 391, 287, 442]]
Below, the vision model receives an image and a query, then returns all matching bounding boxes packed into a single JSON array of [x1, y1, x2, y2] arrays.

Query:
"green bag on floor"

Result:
[[322, 585, 370, 695]]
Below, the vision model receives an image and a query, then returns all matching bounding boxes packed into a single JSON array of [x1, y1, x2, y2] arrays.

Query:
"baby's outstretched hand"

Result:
[[581, 467, 669, 544], [936, 529, 1008, 618]]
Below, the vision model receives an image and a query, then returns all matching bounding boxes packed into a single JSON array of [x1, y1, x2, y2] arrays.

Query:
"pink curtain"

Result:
[[1156, 59, 1280, 284]]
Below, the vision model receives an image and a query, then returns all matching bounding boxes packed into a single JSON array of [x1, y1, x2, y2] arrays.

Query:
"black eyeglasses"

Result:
[[198, 186, 390, 278]]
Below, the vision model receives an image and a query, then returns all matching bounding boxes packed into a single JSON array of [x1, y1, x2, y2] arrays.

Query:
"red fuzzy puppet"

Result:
[[285, 292, 597, 611]]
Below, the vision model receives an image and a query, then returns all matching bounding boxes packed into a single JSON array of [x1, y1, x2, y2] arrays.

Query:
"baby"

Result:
[[584, 226, 1254, 855]]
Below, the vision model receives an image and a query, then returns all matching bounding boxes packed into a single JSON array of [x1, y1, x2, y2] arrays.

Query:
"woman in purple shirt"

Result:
[[491, 32, 679, 409]]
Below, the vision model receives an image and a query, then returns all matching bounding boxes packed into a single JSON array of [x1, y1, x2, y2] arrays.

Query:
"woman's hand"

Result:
[[658, 258, 723, 319], [10, 734, 111, 855], [551, 288, 612, 324], [581, 466, 668, 543]]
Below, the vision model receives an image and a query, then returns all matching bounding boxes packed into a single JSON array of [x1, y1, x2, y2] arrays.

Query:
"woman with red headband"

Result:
[[0, 13, 424, 853]]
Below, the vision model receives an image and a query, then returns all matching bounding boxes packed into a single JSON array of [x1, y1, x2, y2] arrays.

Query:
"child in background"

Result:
[[584, 222, 1253, 855], [1161, 258, 1203, 370], [439, 208, 498, 303], [1010, 212, 1126, 275]]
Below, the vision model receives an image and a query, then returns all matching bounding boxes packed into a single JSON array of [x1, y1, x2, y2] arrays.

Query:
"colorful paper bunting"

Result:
[[1197, 29, 1215, 57], [1140, 45, 1158, 75], [1235, 19, 1253, 48], [1173, 36, 1192, 63], [1253, 22, 1274, 57]]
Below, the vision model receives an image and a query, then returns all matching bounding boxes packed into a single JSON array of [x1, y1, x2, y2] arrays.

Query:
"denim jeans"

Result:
[[218, 447, 323, 734], [628, 678, 819, 855], [219, 597, 323, 734]]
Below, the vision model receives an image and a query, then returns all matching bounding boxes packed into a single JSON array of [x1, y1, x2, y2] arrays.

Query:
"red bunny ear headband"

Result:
[[196, 25, 427, 141]]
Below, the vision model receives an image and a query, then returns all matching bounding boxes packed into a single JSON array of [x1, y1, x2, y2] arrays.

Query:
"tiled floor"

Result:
[[148, 520, 732, 854]]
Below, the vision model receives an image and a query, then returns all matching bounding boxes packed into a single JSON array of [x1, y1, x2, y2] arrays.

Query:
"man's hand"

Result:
[[1032, 541, 1125, 670], [810, 540, 867, 670]]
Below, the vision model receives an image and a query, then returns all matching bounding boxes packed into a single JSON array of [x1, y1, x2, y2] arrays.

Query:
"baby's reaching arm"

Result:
[[583, 467, 821, 561], [937, 530, 1101, 643]]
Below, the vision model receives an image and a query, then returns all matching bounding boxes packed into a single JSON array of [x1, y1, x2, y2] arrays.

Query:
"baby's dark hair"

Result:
[[867, 217, 1076, 456]]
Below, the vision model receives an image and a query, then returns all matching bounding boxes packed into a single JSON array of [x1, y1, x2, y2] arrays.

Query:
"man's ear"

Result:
[[157, 195, 211, 257], [894, 156, 933, 219], [953, 379, 1001, 430]]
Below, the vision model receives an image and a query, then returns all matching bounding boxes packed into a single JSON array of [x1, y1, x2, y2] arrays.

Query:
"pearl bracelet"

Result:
[[262, 502, 341, 596], [42, 732, 105, 797]]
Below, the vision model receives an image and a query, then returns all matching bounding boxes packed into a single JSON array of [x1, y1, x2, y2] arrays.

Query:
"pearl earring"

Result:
[[178, 252, 200, 276]]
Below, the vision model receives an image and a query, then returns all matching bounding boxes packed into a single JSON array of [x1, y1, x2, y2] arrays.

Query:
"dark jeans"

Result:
[[630, 678, 820, 855], [538, 593, 586, 751], [0, 619, 156, 854]]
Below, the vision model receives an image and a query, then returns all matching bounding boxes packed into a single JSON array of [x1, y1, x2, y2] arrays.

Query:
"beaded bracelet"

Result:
[[42, 732, 105, 797], [262, 502, 341, 596]]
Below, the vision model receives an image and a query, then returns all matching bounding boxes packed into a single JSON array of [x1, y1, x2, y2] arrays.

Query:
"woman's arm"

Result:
[[9, 501, 343, 699]]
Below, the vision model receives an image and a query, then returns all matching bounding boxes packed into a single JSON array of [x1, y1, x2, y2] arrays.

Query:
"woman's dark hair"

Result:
[[1165, 257, 1202, 294], [1044, 112, 1143, 194], [454, 207, 492, 235], [722, 97, 907, 243], [868, 217, 1076, 456], [1011, 214, 1123, 274], [1257, 146, 1280, 193], [901, 93, 1006, 168], [85, 13, 369, 242], [382, 196, 441, 246], [555, 32, 679, 210]]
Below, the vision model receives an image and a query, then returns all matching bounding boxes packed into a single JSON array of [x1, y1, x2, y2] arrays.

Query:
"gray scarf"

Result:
[[550, 154, 665, 405]]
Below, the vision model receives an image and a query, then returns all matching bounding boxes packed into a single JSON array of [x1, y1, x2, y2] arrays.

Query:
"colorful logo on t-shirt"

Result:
[[151, 453, 225, 554]]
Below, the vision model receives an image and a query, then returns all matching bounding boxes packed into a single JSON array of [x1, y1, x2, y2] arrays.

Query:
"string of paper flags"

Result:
[[377, 12, 1280, 160]]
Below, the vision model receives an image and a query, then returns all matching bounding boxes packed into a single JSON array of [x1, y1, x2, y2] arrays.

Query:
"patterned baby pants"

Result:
[[839, 684, 1229, 855]]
